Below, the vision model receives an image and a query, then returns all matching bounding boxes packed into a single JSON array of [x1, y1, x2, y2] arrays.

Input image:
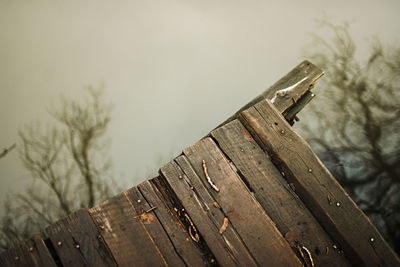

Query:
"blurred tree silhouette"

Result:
[[299, 21, 400, 253], [0, 144, 16, 160], [0, 88, 119, 250]]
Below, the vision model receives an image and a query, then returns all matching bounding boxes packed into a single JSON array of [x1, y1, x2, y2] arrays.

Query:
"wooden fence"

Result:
[[1, 61, 399, 267]]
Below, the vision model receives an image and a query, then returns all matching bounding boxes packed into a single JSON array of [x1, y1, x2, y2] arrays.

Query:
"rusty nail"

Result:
[[57, 241, 62, 247]]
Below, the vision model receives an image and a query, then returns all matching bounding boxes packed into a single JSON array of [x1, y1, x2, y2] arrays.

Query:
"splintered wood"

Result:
[[219, 218, 229, 234], [202, 160, 220, 192]]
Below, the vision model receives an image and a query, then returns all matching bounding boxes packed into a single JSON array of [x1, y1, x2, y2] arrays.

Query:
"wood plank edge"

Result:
[[150, 176, 218, 266], [238, 100, 400, 266]]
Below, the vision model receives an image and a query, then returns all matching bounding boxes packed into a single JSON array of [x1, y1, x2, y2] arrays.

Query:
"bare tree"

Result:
[[0, 87, 119, 250], [298, 20, 400, 253], [0, 144, 16, 159]]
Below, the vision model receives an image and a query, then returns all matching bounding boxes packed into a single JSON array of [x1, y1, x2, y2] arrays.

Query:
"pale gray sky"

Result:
[[1, 0, 399, 202]]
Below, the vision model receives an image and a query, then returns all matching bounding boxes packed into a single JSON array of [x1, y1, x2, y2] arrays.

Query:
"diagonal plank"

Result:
[[160, 159, 256, 266], [175, 155, 259, 266], [89, 190, 184, 267], [138, 180, 209, 266], [124, 186, 186, 267], [239, 99, 400, 267], [183, 137, 302, 267], [45, 208, 117, 267], [211, 119, 351, 267], [0, 235, 57, 267], [216, 60, 323, 129]]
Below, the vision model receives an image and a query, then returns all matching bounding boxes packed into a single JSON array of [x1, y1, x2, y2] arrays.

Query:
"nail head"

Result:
[[57, 241, 62, 246]]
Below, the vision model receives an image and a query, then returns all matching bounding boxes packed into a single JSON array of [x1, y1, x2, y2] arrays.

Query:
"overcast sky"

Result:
[[1, 0, 399, 203]]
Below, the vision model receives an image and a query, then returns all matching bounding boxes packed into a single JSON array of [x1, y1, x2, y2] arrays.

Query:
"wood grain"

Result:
[[160, 159, 256, 266], [124, 185, 185, 267], [239, 99, 400, 267], [46, 208, 117, 267], [211, 119, 351, 266], [183, 137, 302, 267], [0, 235, 57, 267], [89, 190, 182, 267], [215, 60, 323, 129], [138, 180, 209, 266]]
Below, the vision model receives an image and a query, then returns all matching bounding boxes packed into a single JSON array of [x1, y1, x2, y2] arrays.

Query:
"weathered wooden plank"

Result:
[[89, 190, 183, 267], [29, 235, 58, 267], [0, 235, 57, 267], [138, 179, 210, 266], [45, 208, 116, 267], [216, 60, 323, 129], [175, 155, 258, 266], [160, 159, 256, 266], [183, 137, 302, 267], [239, 99, 400, 267], [0, 242, 35, 267], [124, 185, 186, 267], [211, 119, 351, 267]]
